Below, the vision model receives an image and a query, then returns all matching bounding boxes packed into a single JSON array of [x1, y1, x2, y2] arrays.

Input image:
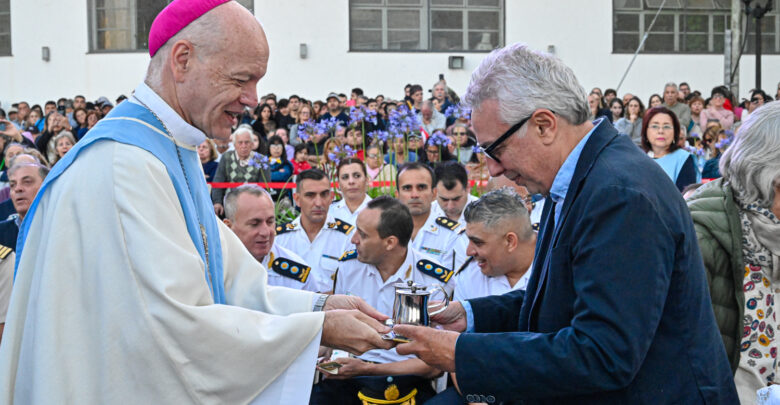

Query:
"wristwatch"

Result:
[[313, 294, 329, 312]]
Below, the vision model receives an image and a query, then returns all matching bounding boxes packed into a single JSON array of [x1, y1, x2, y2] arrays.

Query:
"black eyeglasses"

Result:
[[477, 115, 531, 163]]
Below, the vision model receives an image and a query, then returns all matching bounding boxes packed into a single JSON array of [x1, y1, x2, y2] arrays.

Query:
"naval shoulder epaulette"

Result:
[[271, 257, 311, 283], [275, 222, 297, 235], [0, 244, 11, 260], [435, 216, 459, 231], [416, 258, 454, 283], [328, 218, 354, 235], [339, 250, 358, 262]]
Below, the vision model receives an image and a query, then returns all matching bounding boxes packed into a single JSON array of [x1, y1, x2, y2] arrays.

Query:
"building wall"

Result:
[[1, 0, 778, 109]]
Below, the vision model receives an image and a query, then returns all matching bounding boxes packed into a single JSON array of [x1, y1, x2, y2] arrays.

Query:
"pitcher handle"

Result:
[[427, 285, 450, 317]]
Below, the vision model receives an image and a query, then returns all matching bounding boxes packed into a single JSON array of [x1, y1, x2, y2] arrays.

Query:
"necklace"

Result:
[[134, 99, 214, 294]]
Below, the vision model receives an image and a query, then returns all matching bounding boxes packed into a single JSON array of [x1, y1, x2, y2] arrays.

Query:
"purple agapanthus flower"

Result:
[[248, 153, 270, 170], [368, 130, 390, 143], [445, 104, 472, 120], [429, 130, 451, 147]]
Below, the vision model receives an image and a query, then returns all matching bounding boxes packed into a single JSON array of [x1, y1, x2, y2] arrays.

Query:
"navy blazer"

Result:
[[0, 218, 18, 251], [455, 121, 737, 404]]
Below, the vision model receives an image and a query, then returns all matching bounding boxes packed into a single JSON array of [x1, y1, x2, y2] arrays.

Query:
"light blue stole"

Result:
[[15, 101, 226, 304], [654, 148, 693, 185]]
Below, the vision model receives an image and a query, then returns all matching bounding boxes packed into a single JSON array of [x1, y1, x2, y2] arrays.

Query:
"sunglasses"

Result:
[[478, 110, 554, 163]]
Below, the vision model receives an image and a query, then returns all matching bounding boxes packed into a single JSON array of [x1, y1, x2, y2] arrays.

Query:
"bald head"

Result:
[[146, 1, 268, 141]]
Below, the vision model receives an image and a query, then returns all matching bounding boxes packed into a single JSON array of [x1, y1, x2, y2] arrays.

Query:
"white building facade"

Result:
[[1, 0, 779, 108]]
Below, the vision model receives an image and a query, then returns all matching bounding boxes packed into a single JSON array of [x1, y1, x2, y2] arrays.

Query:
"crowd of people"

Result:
[[1, 64, 779, 404]]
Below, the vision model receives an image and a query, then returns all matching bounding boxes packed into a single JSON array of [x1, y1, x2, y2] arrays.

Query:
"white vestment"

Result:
[[0, 84, 325, 404]]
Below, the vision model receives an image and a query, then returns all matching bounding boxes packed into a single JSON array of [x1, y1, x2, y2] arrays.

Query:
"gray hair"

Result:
[[232, 126, 254, 143], [463, 187, 534, 241], [223, 184, 273, 220], [664, 82, 678, 91], [720, 100, 780, 207], [145, 8, 224, 90], [8, 161, 49, 181], [54, 130, 76, 146], [463, 43, 589, 126]]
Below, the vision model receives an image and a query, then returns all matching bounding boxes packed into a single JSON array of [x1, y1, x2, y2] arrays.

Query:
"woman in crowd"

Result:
[[614, 96, 645, 146], [609, 98, 624, 123], [268, 135, 293, 184], [687, 101, 780, 404], [641, 106, 697, 192], [423, 134, 455, 167], [331, 157, 371, 224], [198, 139, 219, 182], [740, 89, 769, 123], [648, 93, 663, 108], [251, 103, 276, 139], [37, 112, 69, 163], [274, 127, 295, 162], [291, 143, 311, 174], [83, 110, 101, 138], [701, 126, 733, 179], [451, 124, 475, 164], [26, 110, 43, 133], [344, 127, 364, 160], [72, 108, 88, 140], [688, 95, 705, 137], [289, 104, 314, 146], [700, 86, 735, 131], [52, 130, 76, 164], [364, 143, 384, 180], [320, 137, 344, 176]]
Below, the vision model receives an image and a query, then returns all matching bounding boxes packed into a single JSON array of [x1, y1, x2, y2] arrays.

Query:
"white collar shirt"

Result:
[[411, 210, 468, 272], [273, 214, 355, 291], [453, 262, 533, 302], [261, 243, 325, 292], [129, 82, 206, 148], [328, 194, 371, 225]]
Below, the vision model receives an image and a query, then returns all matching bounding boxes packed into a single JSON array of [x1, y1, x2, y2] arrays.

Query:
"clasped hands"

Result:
[[320, 296, 467, 373]]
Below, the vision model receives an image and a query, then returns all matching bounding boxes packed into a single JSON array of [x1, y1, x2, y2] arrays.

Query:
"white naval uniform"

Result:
[[411, 211, 468, 273], [0, 245, 14, 325], [274, 214, 355, 291], [328, 194, 371, 225], [430, 193, 479, 225], [334, 248, 454, 364], [453, 261, 533, 301], [262, 243, 325, 292]]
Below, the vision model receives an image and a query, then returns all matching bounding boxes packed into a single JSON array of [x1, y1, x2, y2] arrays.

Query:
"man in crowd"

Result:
[[274, 98, 295, 129], [418, 100, 446, 135], [313, 196, 444, 404], [662, 82, 691, 129], [679, 82, 691, 99], [275, 169, 355, 292], [0, 158, 48, 250], [431, 81, 453, 114], [431, 161, 477, 224], [409, 84, 424, 110], [453, 187, 535, 301], [10, 102, 29, 129], [0, 1, 391, 403], [397, 162, 467, 282], [288, 94, 301, 122], [223, 184, 324, 292], [319, 92, 349, 127], [211, 127, 269, 216], [621, 92, 633, 106], [394, 42, 737, 403]]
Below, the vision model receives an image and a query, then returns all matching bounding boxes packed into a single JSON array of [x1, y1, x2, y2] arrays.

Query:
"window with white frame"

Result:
[[88, 0, 253, 52], [613, 0, 779, 54], [349, 0, 504, 51], [0, 0, 10, 56]]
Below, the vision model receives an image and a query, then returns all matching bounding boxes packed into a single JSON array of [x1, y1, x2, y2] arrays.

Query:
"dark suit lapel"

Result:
[[519, 198, 555, 331], [550, 119, 619, 248]]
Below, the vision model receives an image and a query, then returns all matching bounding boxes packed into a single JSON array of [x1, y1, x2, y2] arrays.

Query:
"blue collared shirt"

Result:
[[462, 118, 603, 332]]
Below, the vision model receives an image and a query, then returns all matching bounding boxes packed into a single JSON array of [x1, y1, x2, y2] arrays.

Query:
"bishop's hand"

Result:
[[321, 309, 393, 355], [323, 294, 389, 323]]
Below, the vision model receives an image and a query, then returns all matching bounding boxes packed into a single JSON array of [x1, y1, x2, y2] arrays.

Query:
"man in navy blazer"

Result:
[[395, 43, 737, 404]]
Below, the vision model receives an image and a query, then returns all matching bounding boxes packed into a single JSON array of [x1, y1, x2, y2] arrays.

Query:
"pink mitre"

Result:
[[148, 0, 231, 57]]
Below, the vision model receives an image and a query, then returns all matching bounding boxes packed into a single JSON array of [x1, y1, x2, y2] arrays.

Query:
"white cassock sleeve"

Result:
[[0, 142, 323, 405]]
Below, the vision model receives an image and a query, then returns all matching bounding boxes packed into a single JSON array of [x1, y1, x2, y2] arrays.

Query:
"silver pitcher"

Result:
[[391, 280, 450, 327]]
